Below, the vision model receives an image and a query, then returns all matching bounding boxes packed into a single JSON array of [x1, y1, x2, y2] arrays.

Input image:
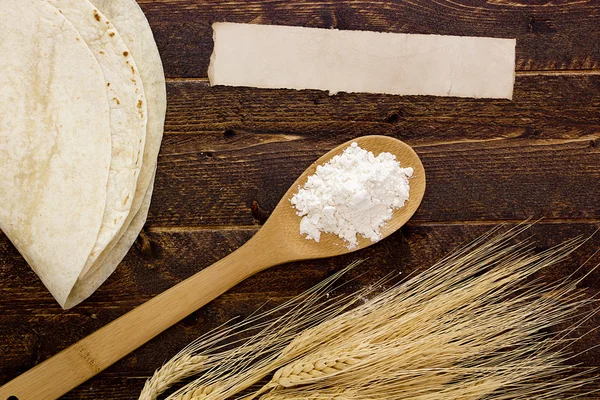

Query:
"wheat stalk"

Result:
[[245, 226, 599, 399], [140, 262, 370, 400], [144, 225, 599, 400], [166, 286, 376, 400], [139, 354, 208, 400]]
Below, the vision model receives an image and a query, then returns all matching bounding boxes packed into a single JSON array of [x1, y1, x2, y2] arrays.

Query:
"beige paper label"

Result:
[[209, 23, 516, 99]]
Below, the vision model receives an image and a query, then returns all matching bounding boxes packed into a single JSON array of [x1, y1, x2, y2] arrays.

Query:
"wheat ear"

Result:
[[139, 354, 208, 400], [260, 389, 357, 400], [245, 226, 598, 399], [153, 225, 598, 400], [267, 353, 364, 389], [171, 383, 220, 400], [157, 262, 371, 400]]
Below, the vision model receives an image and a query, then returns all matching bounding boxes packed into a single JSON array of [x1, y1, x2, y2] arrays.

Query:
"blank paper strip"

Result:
[[209, 23, 516, 99]]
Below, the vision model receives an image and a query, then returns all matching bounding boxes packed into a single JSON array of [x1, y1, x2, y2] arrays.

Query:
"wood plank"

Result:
[[0, 373, 597, 400], [153, 141, 600, 226], [151, 136, 600, 227], [138, 0, 600, 78], [0, 375, 140, 400], [163, 75, 600, 136], [146, 74, 600, 227], [1, 222, 599, 393], [154, 138, 600, 226]]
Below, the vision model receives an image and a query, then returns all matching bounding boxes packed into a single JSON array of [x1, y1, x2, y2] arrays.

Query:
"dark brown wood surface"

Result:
[[1, 0, 600, 398]]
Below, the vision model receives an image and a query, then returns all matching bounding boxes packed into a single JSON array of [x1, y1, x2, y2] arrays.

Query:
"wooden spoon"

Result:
[[0, 135, 425, 400]]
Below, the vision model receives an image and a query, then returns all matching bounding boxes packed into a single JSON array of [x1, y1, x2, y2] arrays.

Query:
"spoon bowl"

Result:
[[262, 135, 426, 259], [0, 135, 425, 400], [262, 135, 425, 262]]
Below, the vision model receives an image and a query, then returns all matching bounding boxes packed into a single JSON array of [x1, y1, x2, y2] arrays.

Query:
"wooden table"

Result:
[[1, 1, 600, 398]]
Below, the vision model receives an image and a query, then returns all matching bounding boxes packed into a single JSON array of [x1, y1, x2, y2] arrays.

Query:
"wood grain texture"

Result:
[[164, 75, 600, 136], [1, 0, 600, 398], [137, 0, 600, 78], [149, 75, 600, 227], [152, 135, 600, 226]]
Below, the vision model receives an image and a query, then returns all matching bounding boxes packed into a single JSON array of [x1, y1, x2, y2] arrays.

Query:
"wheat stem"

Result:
[[143, 225, 598, 400]]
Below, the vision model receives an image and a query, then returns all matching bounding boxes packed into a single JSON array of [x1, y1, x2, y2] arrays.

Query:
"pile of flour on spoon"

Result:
[[291, 142, 413, 249]]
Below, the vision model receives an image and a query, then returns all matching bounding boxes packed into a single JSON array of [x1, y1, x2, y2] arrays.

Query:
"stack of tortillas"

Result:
[[0, 0, 166, 308]]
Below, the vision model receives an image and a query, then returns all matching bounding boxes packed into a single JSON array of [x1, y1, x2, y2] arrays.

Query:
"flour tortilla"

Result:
[[67, 170, 156, 308], [65, 0, 166, 308], [45, 0, 148, 280], [0, 0, 111, 307]]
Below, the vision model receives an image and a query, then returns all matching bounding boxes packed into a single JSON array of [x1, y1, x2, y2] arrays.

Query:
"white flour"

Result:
[[291, 142, 413, 249]]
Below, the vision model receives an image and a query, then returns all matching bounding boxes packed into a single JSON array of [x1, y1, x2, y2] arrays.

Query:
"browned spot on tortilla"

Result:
[[137, 100, 143, 109], [76, 37, 80, 41], [99, 51, 104, 55], [109, 32, 115, 37], [112, 97, 121, 105], [107, 82, 110, 87], [131, 78, 137, 84], [131, 66, 135, 74], [123, 51, 129, 57], [93, 10, 101, 21], [123, 194, 130, 205]]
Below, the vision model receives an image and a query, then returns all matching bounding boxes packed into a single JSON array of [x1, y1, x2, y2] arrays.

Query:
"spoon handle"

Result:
[[0, 231, 284, 400]]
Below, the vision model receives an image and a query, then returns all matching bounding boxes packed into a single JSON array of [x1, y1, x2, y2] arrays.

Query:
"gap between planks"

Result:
[[165, 69, 600, 83], [147, 225, 259, 232], [147, 219, 600, 233], [46, 365, 600, 380]]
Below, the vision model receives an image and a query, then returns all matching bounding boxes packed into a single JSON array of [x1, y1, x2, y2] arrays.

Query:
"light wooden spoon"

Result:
[[0, 135, 425, 400]]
